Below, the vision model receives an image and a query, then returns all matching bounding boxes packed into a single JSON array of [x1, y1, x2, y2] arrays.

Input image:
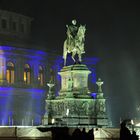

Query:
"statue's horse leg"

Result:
[[78, 53, 82, 63], [76, 47, 82, 63], [64, 52, 68, 66], [71, 51, 76, 63], [63, 41, 68, 66], [63, 52, 67, 66]]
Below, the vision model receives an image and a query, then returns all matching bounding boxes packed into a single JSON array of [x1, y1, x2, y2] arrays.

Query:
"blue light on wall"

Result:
[[52, 56, 63, 96], [83, 57, 100, 84], [23, 88, 46, 125], [83, 57, 100, 65], [0, 46, 14, 51], [0, 87, 14, 125], [0, 45, 48, 125], [0, 88, 46, 125], [90, 92, 97, 99], [0, 46, 47, 56]]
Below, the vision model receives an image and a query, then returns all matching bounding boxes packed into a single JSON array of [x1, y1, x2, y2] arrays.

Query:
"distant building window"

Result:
[[6, 62, 15, 84], [1, 19, 7, 29], [24, 64, 31, 84], [38, 66, 44, 86], [12, 22, 17, 31], [21, 23, 25, 32]]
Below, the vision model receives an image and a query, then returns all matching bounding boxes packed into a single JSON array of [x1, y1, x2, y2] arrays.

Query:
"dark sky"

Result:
[[0, 0, 140, 126]]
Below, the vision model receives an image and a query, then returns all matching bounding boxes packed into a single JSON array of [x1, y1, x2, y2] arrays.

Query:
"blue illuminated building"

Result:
[[0, 45, 50, 125]]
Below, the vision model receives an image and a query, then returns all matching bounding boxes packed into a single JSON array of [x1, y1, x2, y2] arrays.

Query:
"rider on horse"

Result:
[[63, 20, 86, 66]]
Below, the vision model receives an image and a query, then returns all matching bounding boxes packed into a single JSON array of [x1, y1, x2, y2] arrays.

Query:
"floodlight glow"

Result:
[[52, 118, 55, 124], [131, 119, 134, 125], [90, 93, 97, 99], [136, 123, 140, 126], [0, 46, 6, 84], [66, 109, 69, 116]]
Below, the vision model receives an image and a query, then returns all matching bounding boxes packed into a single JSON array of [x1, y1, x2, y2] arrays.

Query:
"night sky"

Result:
[[0, 0, 140, 126]]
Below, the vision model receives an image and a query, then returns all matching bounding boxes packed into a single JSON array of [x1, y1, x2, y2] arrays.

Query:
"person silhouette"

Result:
[[81, 128, 88, 140], [72, 128, 82, 140], [120, 121, 132, 140], [87, 128, 94, 140], [131, 131, 139, 140]]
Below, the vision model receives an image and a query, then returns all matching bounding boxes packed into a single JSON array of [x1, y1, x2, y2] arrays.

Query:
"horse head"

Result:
[[77, 25, 86, 39]]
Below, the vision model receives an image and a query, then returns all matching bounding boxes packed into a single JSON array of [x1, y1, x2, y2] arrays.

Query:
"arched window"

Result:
[[24, 64, 31, 84], [38, 66, 44, 86], [6, 62, 15, 84]]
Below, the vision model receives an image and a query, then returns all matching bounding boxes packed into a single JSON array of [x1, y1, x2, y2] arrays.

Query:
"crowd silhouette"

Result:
[[72, 128, 94, 140], [37, 121, 140, 140], [120, 120, 139, 140], [51, 127, 94, 140]]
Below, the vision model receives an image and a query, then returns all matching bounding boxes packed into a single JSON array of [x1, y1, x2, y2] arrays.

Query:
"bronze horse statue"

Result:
[[63, 25, 86, 66]]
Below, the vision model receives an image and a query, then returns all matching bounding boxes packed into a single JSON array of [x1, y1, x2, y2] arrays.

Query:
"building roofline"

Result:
[[0, 9, 33, 21]]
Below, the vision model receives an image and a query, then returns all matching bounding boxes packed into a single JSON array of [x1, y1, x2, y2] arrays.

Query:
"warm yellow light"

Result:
[[11, 70, 14, 83], [6, 62, 15, 84], [38, 76, 40, 80], [0, 57, 5, 82], [0, 50, 4, 54], [38, 73, 43, 86], [24, 72, 26, 82], [6, 70, 10, 83]]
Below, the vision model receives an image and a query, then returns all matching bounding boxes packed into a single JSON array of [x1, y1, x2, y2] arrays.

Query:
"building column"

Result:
[[0, 57, 6, 84], [16, 57, 24, 86], [33, 64, 39, 87]]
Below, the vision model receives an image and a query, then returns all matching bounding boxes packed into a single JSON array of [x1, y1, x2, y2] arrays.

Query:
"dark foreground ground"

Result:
[[0, 138, 119, 140], [0, 126, 135, 140]]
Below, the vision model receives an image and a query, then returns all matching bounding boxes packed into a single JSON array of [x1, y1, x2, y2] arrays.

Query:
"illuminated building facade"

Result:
[[0, 10, 53, 125]]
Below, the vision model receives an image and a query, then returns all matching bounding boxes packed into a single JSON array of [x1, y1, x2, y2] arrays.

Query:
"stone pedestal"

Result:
[[43, 113, 48, 125], [45, 98, 97, 125], [45, 64, 108, 127], [96, 97, 108, 126], [58, 64, 91, 98], [95, 78, 108, 126]]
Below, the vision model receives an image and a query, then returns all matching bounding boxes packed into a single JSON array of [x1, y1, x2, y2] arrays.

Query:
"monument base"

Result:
[[45, 98, 108, 126], [45, 64, 108, 127]]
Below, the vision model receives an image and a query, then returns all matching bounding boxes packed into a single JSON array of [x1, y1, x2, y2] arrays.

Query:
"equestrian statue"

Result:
[[63, 20, 86, 66]]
